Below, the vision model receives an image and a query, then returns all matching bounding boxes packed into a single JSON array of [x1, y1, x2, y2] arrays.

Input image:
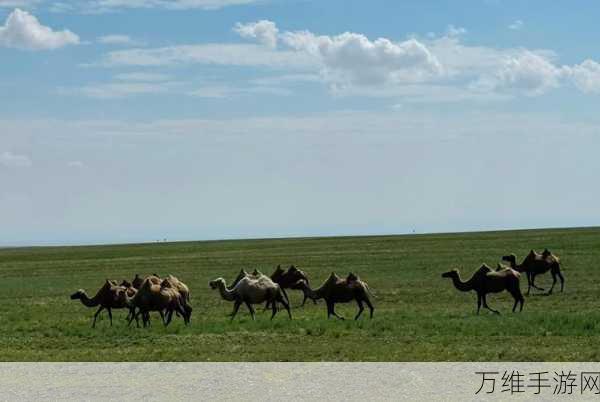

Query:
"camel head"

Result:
[[70, 289, 86, 300], [441, 269, 459, 279], [209, 278, 225, 290], [501, 254, 517, 265], [286, 267, 308, 282], [131, 274, 144, 289]]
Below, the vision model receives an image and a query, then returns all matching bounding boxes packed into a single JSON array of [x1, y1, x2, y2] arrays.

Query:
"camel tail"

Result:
[[364, 282, 377, 299]]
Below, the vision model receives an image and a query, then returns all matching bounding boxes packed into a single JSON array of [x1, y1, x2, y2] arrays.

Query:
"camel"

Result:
[[294, 272, 374, 320], [502, 249, 564, 295], [268, 265, 315, 307], [126, 278, 190, 327], [160, 275, 193, 320], [70, 280, 134, 327], [441, 264, 524, 314], [209, 275, 291, 321]]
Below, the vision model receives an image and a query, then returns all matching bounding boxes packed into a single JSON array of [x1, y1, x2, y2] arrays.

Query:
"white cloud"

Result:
[[97, 34, 141, 46], [61, 81, 177, 98], [113, 72, 171, 81], [234, 20, 278, 48], [70, 0, 260, 13], [281, 29, 442, 86], [188, 84, 291, 98], [494, 51, 563, 95], [566, 59, 600, 94], [508, 20, 524, 30], [446, 24, 466, 37], [67, 160, 84, 168], [0, 151, 32, 167], [0, 8, 79, 49], [0, 0, 39, 8], [98, 43, 314, 68], [90, 20, 600, 100]]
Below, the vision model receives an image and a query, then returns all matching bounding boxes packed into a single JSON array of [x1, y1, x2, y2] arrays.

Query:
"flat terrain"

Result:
[[0, 227, 598, 361]]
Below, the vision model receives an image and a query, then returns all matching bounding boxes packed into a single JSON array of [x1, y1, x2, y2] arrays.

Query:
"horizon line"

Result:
[[1, 224, 598, 250]]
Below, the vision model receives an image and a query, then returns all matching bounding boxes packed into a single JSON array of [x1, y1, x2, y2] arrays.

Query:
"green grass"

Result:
[[0, 227, 599, 361]]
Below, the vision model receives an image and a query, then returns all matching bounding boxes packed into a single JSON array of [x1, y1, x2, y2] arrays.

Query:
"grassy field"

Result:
[[0, 227, 599, 361]]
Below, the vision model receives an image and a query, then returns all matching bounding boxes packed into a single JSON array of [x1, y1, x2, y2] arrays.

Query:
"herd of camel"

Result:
[[442, 248, 564, 314], [70, 265, 375, 327], [70, 248, 564, 327]]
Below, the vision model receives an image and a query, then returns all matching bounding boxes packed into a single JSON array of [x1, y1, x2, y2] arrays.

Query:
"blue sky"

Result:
[[1, 0, 600, 246]]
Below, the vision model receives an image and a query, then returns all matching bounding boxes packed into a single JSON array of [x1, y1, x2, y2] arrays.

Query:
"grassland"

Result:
[[0, 227, 599, 361]]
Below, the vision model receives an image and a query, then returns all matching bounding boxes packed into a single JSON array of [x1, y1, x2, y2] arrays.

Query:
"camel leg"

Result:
[[270, 298, 278, 320], [178, 305, 188, 325], [547, 271, 557, 295], [131, 309, 144, 328], [128, 308, 138, 327], [107, 307, 113, 326], [557, 270, 565, 292], [276, 293, 292, 319], [526, 272, 532, 295], [245, 301, 256, 321], [482, 294, 500, 315], [184, 305, 192, 325], [354, 299, 364, 320], [230, 301, 242, 321], [164, 309, 173, 327], [531, 273, 544, 291], [329, 302, 344, 320], [92, 306, 104, 328], [364, 297, 374, 319], [476, 293, 482, 315]]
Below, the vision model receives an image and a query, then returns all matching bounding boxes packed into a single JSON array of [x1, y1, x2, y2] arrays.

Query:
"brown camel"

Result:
[[442, 264, 524, 314], [502, 249, 564, 295], [70, 280, 134, 327], [295, 272, 374, 320], [126, 278, 190, 327], [267, 265, 315, 308]]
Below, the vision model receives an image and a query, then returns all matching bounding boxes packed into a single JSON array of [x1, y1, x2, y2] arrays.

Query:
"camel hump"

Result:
[[288, 265, 298, 272], [347, 272, 359, 282]]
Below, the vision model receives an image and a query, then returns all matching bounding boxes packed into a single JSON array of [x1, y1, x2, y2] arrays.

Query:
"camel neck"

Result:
[[218, 282, 237, 301], [304, 282, 323, 300], [451, 274, 473, 292], [78, 292, 100, 307]]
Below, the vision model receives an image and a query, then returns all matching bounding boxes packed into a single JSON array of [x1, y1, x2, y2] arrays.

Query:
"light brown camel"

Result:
[[70, 280, 134, 327], [502, 249, 564, 295], [160, 275, 193, 320], [442, 264, 524, 314], [294, 272, 375, 320], [209, 275, 291, 321], [126, 278, 190, 327]]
